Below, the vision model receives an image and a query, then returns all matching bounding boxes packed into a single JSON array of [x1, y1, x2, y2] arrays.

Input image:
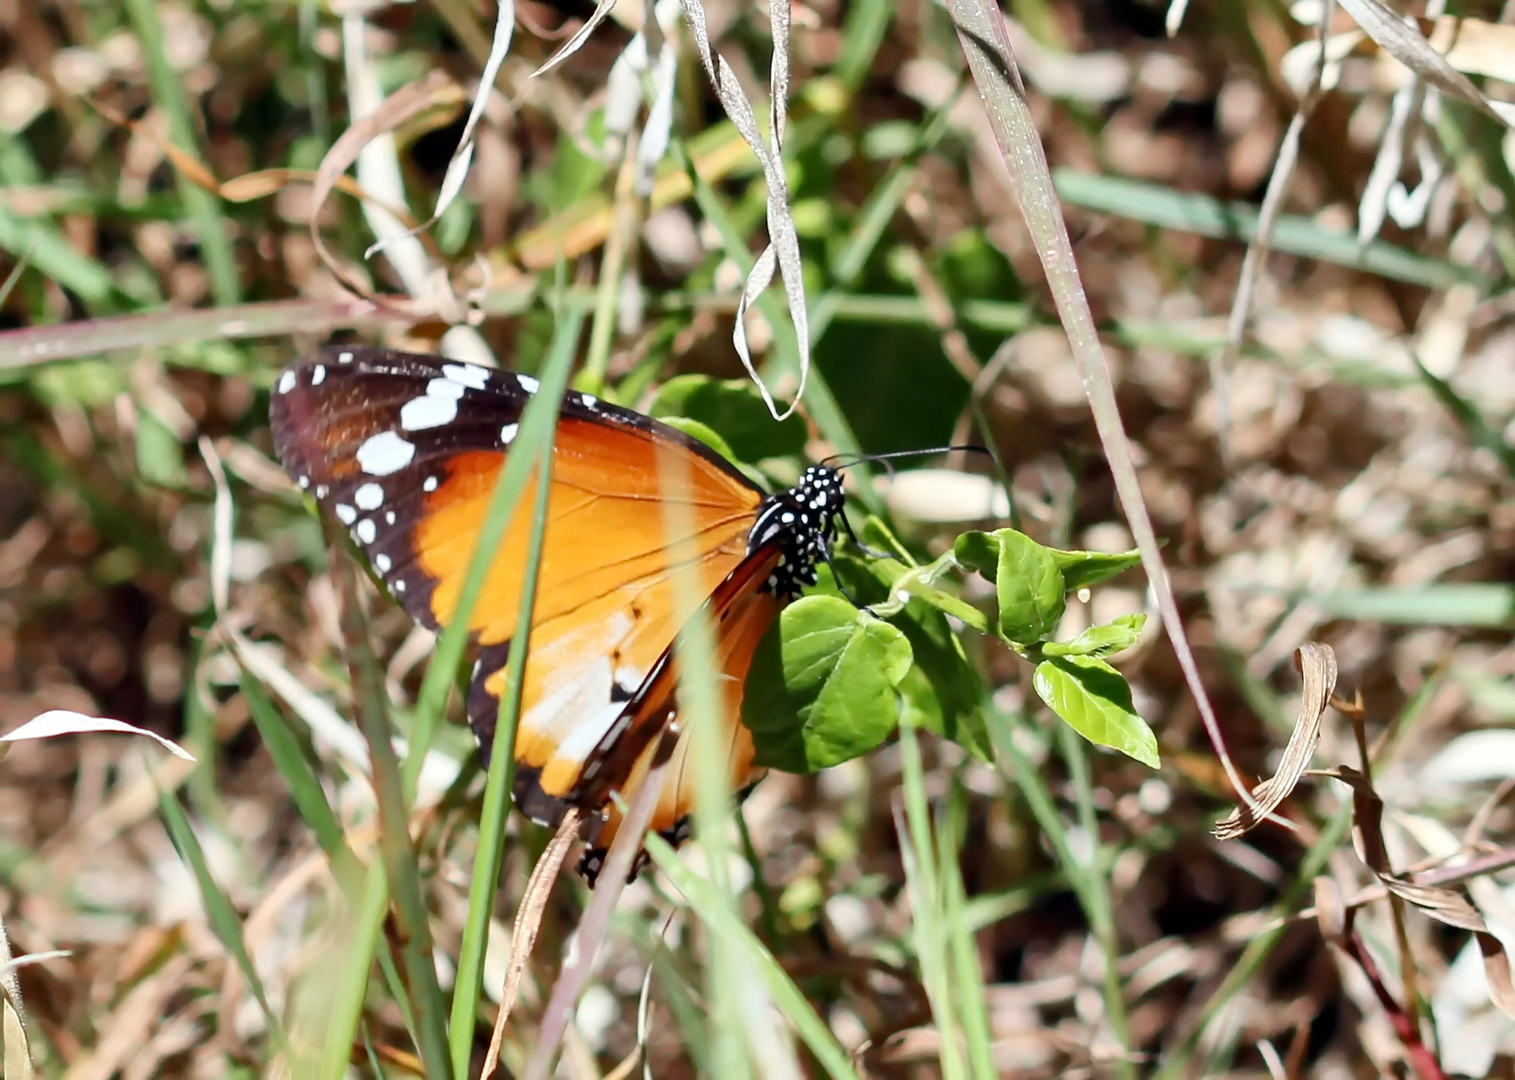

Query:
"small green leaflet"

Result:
[[953, 529, 1065, 643], [1032, 655, 1158, 768], [1040, 613, 1146, 658], [1050, 547, 1142, 593], [657, 416, 742, 466]]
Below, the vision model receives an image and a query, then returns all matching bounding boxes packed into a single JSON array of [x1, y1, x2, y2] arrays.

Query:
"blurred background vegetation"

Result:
[[2, 0, 1515, 1076]]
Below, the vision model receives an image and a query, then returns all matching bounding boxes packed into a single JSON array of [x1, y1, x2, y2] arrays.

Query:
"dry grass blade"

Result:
[[534, 0, 622, 77], [1476, 933, 1515, 1019], [1336, 0, 1511, 125], [1218, 0, 1335, 451], [1321, 763, 1515, 1020], [942, 0, 1253, 813], [1357, 77, 1430, 244], [308, 69, 466, 303], [382, 0, 516, 256], [0, 913, 32, 1080], [480, 810, 579, 1080], [678, 0, 809, 421], [0, 710, 195, 761], [521, 729, 680, 1080], [1213, 644, 1337, 840]]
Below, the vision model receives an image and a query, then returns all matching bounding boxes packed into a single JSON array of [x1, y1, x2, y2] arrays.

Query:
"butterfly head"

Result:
[[748, 464, 845, 600]]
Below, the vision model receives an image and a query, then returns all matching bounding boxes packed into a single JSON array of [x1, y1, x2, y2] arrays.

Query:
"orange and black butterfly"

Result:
[[270, 346, 844, 881]]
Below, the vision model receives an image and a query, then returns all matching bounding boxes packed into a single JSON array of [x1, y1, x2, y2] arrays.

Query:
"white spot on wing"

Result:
[[394, 579, 406, 592], [277, 370, 296, 394], [356, 431, 415, 476], [613, 666, 643, 694], [334, 504, 357, 525], [423, 476, 438, 492], [400, 377, 468, 432], [580, 393, 599, 409], [500, 423, 518, 444], [354, 482, 384, 510], [297, 475, 309, 490], [516, 374, 539, 393], [315, 485, 328, 499], [338, 351, 354, 363], [375, 553, 391, 572], [356, 519, 376, 544], [311, 364, 326, 386], [442, 362, 489, 390], [400, 393, 457, 432], [385, 510, 396, 525]]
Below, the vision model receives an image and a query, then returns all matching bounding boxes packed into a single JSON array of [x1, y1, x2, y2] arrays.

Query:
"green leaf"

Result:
[[1032, 655, 1158, 768], [649, 375, 808, 461], [744, 595, 912, 772], [1049, 548, 1142, 592], [1040, 613, 1147, 658], [895, 615, 990, 760], [657, 416, 742, 466], [954, 529, 1065, 644]]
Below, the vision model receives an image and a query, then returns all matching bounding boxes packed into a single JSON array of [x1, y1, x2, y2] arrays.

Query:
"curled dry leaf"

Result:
[[1321, 764, 1515, 1019], [678, 0, 810, 422], [0, 710, 195, 761], [1213, 643, 1337, 840], [372, 0, 517, 261]]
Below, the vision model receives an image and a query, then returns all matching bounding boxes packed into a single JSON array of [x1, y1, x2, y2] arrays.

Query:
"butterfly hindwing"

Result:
[[572, 546, 785, 882]]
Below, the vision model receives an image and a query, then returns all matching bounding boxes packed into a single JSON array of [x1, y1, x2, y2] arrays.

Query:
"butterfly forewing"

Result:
[[270, 346, 769, 831]]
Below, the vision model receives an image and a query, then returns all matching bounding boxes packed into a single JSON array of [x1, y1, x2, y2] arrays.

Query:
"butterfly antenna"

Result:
[[824, 444, 992, 472]]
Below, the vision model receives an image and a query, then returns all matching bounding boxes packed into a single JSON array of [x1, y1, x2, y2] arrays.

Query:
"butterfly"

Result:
[[269, 346, 845, 882]]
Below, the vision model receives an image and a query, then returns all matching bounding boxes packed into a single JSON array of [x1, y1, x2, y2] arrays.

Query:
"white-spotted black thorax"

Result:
[[746, 464, 845, 600]]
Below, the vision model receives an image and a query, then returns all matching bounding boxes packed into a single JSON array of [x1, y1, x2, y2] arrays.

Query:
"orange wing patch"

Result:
[[417, 416, 759, 642], [423, 422, 766, 826]]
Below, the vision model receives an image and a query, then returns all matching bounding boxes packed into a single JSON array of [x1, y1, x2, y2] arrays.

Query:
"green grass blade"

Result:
[[157, 785, 286, 1049], [1411, 352, 1515, 478], [1054, 722, 1133, 1072], [0, 203, 118, 307], [1053, 169, 1484, 290], [447, 307, 584, 1075], [400, 302, 582, 802], [1151, 802, 1352, 1079], [644, 832, 860, 1080], [896, 723, 968, 1080], [834, 0, 894, 91], [121, 0, 241, 305], [939, 791, 996, 1079], [333, 533, 452, 1079], [320, 860, 390, 1080], [240, 673, 348, 859], [1312, 584, 1515, 627]]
